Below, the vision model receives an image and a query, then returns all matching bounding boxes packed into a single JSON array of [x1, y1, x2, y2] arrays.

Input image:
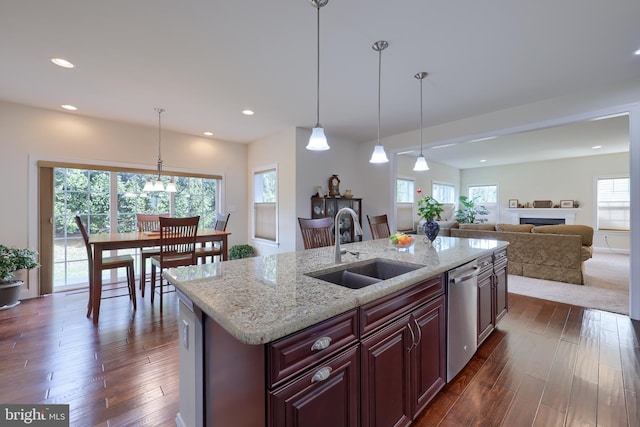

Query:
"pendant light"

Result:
[[413, 72, 430, 171], [306, 0, 330, 151], [143, 108, 176, 193], [369, 40, 389, 163]]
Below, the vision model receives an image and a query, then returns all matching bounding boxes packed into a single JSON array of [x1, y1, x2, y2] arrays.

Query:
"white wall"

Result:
[[0, 100, 248, 294], [248, 127, 297, 255], [460, 152, 630, 250], [295, 128, 363, 249]]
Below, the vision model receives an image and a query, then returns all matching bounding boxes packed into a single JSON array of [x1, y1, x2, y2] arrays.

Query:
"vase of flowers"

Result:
[[0, 244, 40, 310], [417, 190, 444, 242]]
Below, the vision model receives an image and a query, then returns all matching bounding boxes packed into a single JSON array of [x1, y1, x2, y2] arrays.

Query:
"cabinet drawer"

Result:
[[360, 274, 444, 337], [478, 254, 493, 274], [268, 309, 358, 388], [493, 249, 507, 264]]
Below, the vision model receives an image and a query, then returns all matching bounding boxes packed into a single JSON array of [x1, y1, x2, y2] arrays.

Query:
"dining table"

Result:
[[88, 229, 231, 324]]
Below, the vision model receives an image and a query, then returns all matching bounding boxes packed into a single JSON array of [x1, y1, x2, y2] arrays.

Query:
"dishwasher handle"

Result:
[[450, 265, 479, 284]]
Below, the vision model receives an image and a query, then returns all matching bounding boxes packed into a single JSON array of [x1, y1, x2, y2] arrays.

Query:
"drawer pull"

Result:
[[407, 323, 416, 351], [311, 367, 332, 383], [311, 336, 332, 351]]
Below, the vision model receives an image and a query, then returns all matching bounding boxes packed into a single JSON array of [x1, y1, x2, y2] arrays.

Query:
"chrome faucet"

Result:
[[335, 207, 363, 263]]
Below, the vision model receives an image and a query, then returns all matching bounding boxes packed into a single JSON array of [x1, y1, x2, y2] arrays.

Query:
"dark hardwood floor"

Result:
[[1, 285, 638, 426]]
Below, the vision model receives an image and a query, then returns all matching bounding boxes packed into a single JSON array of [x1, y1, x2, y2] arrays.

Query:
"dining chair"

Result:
[[150, 216, 200, 311], [367, 214, 391, 240], [136, 213, 162, 297], [75, 215, 136, 318], [195, 213, 230, 263], [298, 217, 334, 249]]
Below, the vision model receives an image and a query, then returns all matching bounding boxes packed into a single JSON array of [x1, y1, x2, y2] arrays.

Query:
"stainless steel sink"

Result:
[[307, 260, 422, 289]]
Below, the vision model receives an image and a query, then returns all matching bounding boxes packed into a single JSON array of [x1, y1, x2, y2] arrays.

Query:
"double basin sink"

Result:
[[306, 260, 422, 289]]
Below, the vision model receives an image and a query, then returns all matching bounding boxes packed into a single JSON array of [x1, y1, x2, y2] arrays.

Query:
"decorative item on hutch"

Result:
[[328, 174, 340, 197]]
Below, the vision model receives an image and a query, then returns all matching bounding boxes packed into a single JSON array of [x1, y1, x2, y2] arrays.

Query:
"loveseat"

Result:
[[450, 223, 594, 285]]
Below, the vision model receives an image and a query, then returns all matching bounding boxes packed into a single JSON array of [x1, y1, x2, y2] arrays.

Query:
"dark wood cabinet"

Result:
[[269, 346, 360, 427], [411, 295, 446, 416], [477, 250, 509, 346], [311, 197, 362, 243], [360, 277, 446, 427]]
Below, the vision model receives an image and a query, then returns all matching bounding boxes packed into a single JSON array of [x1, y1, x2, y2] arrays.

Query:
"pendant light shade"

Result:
[[370, 40, 389, 164], [413, 72, 430, 172], [144, 108, 176, 193], [306, 0, 330, 151]]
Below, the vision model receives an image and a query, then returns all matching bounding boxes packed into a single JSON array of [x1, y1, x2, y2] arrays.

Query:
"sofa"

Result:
[[450, 223, 594, 285]]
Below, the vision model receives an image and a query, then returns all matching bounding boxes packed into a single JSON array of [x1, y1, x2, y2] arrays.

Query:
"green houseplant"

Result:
[[228, 244, 255, 260], [454, 196, 489, 224], [416, 192, 444, 241], [0, 244, 40, 309]]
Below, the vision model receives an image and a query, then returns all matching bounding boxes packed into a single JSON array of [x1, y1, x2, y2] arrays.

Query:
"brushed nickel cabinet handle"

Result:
[[311, 336, 332, 351], [311, 366, 333, 383]]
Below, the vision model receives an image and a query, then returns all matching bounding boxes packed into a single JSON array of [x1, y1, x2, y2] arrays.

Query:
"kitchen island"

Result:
[[166, 236, 508, 427]]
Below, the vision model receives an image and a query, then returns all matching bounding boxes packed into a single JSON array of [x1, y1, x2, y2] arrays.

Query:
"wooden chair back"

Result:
[[214, 213, 230, 231], [75, 215, 95, 278], [136, 214, 162, 232], [298, 217, 334, 249], [158, 216, 200, 268], [367, 214, 391, 240]]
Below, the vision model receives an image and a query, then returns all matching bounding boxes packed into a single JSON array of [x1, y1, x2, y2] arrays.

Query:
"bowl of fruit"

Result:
[[389, 233, 415, 251]]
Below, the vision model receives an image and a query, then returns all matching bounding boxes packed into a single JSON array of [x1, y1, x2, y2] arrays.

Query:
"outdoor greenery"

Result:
[[454, 196, 489, 224], [417, 195, 444, 221], [229, 244, 255, 260], [0, 245, 40, 282]]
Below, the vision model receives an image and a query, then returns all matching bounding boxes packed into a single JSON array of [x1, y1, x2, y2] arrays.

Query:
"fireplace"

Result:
[[507, 208, 578, 225], [520, 217, 565, 226]]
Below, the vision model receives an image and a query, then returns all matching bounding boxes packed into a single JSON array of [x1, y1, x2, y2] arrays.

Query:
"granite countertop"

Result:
[[164, 236, 508, 345]]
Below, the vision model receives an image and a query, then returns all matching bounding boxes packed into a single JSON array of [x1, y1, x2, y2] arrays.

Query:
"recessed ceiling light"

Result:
[[51, 58, 74, 68], [479, 159, 487, 163], [61, 104, 77, 111], [203, 131, 213, 136], [634, 48, 640, 56], [242, 109, 254, 116], [592, 145, 603, 149]]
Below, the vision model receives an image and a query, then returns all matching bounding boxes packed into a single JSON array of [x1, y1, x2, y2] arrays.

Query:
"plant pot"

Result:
[[0, 280, 23, 310], [423, 220, 440, 242]]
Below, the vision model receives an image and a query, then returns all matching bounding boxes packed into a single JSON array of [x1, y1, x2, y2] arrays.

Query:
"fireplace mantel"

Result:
[[506, 208, 580, 225]]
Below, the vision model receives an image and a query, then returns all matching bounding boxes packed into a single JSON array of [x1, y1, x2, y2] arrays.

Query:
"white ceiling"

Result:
[[1, 0, 639, 152]]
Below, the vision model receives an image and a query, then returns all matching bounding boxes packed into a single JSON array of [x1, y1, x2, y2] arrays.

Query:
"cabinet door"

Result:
[[361, 315, 412, 427], [269, 346, 360, 427], [410, 295, 446, 417], [311, 198, 325, 219], [477, 269, 494, 345], [494, 260, 508, 323]]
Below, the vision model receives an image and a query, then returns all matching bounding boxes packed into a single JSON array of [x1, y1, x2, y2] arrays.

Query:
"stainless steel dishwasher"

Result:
[[446, 259, 479, 382]]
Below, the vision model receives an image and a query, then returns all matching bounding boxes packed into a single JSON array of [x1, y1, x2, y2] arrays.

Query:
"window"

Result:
[[254, 168, 277, 242], [432, 182, 455, 204], [468, 184, 498, 224], [597, 177, 630, 231], [396, 178, 415, 232], [53, 166, 219, 290]]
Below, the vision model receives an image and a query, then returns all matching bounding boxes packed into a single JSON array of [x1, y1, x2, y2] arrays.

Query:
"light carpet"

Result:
[[508, 250, 630, 315]]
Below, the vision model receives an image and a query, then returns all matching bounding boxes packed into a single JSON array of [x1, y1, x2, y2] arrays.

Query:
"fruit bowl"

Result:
[[389, 233, 415, 251]]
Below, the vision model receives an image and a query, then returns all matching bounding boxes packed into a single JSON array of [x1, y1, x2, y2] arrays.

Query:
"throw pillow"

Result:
[[495, 223, 534, 233]]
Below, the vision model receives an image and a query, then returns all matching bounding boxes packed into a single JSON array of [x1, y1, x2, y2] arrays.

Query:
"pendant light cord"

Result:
[[155, 107, 164, 178], [377, 48, 381, 144], [315, 4, 321, 127], [419, 78, 423, 155]]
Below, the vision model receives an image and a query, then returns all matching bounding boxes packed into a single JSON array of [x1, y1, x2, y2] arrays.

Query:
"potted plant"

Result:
[[416, 191, 444, 241], [455, 196, 489, 224], [228, 244, 255, 260], [0, 244, 40, 309]]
